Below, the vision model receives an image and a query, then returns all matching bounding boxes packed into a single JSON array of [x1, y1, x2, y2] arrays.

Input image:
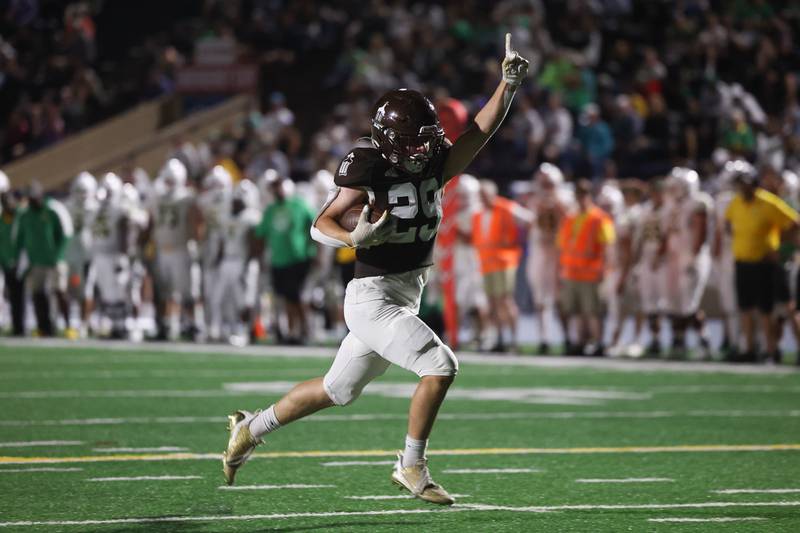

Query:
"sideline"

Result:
[[0, 337, 796, 375]]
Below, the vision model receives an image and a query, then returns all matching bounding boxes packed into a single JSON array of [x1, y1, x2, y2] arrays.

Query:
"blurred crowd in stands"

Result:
[[2, 0, 800, 363]]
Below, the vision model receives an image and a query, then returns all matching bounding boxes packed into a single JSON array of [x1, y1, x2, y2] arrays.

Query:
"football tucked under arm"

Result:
[[338, 204, 386, 232], [310, 186, 381, 248]]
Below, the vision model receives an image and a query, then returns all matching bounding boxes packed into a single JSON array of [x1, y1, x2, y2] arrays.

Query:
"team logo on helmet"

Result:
[[370, 89, 444, 175]]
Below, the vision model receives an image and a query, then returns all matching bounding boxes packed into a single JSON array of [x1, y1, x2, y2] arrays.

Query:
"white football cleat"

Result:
[[390, 452, 454, 506]]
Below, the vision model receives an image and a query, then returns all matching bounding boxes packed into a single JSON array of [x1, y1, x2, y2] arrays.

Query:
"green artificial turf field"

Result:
[[1, 340, 799, 532]]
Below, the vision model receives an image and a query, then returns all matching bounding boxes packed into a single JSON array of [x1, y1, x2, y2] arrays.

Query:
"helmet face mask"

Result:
[[371, 89, 444, 175]]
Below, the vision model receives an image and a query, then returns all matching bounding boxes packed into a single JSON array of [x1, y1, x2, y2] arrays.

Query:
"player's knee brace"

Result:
[[413, 340, 459, 378]]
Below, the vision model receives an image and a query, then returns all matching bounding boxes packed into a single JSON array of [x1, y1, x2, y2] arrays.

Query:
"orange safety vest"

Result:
[[558, 206, 608, 283], [472, 196, 522, 274]]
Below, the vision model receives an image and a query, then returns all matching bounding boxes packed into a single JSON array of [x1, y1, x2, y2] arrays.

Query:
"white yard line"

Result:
[[576, 478, 673, 483], [0, 467, 82, 473], [0, 501, 797, 528], [443, 468, 540, 474], [345, 494, 471, 500], [0, 440, 83, 448], [86, 476, 201, 482], [0, 390, 241, 399], [651, 385, 800, 394], [321, 460, 396, 467], [458, 501, 800, 512], [224, 382, 647, 406], [0, 384, 648, 405], [7, 387, 800, 402], [648, 517, 767, 523], [713, 489, 800, 494], [92, 447, 188, 453], [0, 416, 222, 427], [2, 409, 799, 427], [0, 369, 313, 380], [3, 443, 799, 465], [1, 337, 794, 375], [219, 484, 335, 490]]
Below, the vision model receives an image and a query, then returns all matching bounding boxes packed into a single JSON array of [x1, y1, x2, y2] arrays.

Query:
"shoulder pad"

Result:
[[334, 147, 385, 188]]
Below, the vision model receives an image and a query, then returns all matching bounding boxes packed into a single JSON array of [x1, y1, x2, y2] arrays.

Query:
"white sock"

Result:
[[248, 405, 281, 439], [401, 435, 427, 468]]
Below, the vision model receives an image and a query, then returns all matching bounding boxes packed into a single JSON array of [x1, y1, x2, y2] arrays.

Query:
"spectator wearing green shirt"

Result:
[[257, 174, 317, 344], [13, 182, 74, 337], [721, 110, 756, 158], [0, 172, 25, 336]]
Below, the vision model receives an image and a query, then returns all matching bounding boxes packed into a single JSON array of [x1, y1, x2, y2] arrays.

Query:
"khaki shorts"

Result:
[[27, 263, 68, 293], [483, 268, 517, 298], [560, 279, 601, 316]]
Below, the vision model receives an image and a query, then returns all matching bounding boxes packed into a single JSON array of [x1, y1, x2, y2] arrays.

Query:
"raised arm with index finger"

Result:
[[442, 33, 530, 179]]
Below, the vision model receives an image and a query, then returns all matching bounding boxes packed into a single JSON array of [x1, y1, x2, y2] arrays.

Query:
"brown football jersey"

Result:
[[335, 146, 450, 278]]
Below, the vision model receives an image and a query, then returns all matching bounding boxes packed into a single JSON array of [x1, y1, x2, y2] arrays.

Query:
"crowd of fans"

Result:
[[0, 0, 195, 163], [2, 1, 800, 363]]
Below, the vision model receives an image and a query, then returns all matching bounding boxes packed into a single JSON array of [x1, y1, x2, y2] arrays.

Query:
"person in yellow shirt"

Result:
[[724, 160, 799, 362], [557, 180, 615, 356]]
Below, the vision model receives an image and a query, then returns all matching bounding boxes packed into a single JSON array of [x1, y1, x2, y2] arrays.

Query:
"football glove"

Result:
[[502, 33, 530, 87], [349, 206, 394, 248]]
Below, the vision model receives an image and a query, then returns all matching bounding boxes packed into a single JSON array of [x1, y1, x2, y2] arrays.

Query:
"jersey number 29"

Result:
[[377, 177, 442, 244]]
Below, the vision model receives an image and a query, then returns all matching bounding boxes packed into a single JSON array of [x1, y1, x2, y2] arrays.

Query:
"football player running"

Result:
[[222, 34, 529, 505]]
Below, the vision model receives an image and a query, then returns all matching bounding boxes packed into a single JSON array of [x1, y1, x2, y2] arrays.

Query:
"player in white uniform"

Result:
[[632, 180, 669, 356], [64, 172, 99, 337], [664, 167, 713, 357], [222, 35, 529, 505], [208, 179, 262, 345], [596, 183, 629, 356], [121, 182, 149, 341], [525, 163, 569, 353], [0, 171, 8, 330], [149, 158, 202, 341], [197, 165, 233, 338], [451, 174, 489, 347], [711, 165, 739, 355], [85, 173, 130, 338]]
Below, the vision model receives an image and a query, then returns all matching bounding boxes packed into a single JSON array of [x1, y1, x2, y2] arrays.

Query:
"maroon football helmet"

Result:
[[370, 89, 445, 174]]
